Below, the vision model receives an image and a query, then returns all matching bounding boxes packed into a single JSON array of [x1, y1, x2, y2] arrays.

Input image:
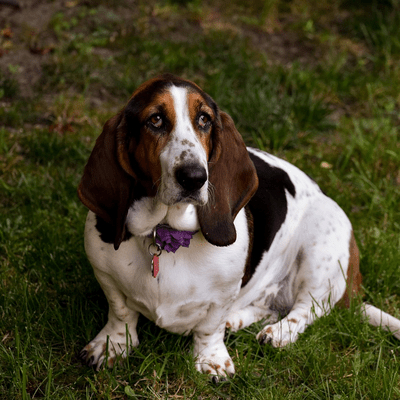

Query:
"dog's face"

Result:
[[78, 74, 258, 249], [122, 76, 219, 207]]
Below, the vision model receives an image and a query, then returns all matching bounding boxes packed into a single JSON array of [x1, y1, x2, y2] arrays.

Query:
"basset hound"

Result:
[[78, 74, 400, 380]]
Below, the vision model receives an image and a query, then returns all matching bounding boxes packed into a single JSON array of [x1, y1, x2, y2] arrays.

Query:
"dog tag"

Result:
[[151, 254, 160, 278], [149, 229, 162, 278]]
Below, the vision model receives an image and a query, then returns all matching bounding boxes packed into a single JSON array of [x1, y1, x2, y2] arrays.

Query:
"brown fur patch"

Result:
[[288, 318, 298, 323], [107, 357, 115, 368], [116, 115, 138, 179], [339, 230, 363, 308], [132, 91, 176, 186], [224, 360, 231, 368], [187, 91, 213, 156], [197, 112, 259, 246], [140, 91, 176, 127]]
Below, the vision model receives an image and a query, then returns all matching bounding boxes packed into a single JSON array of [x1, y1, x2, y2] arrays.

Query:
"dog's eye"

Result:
[[198, 113, 211, 130], [149, 114, 163, 129]]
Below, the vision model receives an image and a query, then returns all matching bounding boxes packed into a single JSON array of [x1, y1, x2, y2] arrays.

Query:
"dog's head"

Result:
[[78, 74, 258, 249]]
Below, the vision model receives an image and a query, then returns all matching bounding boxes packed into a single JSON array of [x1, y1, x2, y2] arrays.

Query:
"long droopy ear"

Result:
[[78, 112, 136, 250], [197, 111, 259, 246]]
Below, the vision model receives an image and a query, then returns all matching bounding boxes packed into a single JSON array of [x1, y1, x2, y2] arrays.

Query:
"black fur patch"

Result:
[[94, 182, 149, 245], [95, 215, 132, 244], [243, 151, 296, 284]]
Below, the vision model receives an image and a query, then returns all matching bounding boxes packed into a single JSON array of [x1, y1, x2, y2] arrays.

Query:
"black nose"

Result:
[[175, 164, 207, 192]]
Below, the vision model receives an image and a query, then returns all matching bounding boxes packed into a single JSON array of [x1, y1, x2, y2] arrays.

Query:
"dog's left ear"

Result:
[[78, 112, 138, 250], [198, 111, 259, 246]]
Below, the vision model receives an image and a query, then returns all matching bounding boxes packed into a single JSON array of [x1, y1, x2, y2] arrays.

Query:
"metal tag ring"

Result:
[[148, 242, 162, 257]]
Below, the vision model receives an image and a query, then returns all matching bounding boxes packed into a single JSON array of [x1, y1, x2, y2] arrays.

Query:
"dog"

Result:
[[78, 74, 400, 379]]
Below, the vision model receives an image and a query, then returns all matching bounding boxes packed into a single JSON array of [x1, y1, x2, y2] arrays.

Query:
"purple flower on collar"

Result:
[[155, 226, 197, 253]]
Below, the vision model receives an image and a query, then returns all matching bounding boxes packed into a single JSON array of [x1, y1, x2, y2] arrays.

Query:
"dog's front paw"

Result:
[[80, 329, 139, 370], [195, 352, 235, 382], [79, 338, 128, 370], [193, 329, 235, 382]]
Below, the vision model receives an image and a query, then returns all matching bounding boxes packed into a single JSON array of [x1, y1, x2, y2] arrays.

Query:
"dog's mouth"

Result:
[[178, 191, 208, 205], [161, 194, 206, 207], [159, 183, 208, 207]]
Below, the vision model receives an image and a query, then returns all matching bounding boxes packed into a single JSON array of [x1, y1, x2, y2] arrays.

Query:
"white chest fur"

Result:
[[84, 206, 249, 335]]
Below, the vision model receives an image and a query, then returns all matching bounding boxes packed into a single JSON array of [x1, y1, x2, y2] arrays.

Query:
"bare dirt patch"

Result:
[[0, 0, 326, 101], [0, 0, 67, 97]]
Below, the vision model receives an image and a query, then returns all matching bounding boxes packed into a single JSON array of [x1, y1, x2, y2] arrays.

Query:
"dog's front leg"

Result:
[[80, 270, 140, 370], [193, 321, 234, 381]]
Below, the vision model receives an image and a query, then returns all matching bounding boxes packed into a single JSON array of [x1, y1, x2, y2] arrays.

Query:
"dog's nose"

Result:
[[175, 165, 207, 192]]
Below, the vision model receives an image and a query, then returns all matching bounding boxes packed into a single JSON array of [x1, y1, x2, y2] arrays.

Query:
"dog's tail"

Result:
[[362, 303, 400, 340]]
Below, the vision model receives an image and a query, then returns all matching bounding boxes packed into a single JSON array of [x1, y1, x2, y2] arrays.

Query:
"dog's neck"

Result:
[[125, 197, 201, 238]]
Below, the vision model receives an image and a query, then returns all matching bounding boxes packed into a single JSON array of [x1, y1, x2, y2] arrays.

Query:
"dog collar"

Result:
[[148, 225, 197, 278], [154, 224, 197, 253]]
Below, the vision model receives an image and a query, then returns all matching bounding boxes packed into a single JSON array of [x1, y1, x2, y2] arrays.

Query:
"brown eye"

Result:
[[198, 113, 211, 130], [149, 114, 163, 129]]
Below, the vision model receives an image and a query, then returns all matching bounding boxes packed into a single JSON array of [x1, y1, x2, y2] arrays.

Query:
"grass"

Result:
[[1, 0, 400, 398]]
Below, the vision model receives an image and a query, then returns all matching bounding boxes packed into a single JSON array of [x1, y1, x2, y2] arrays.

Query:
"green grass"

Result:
[[1, 0, 400, 398]]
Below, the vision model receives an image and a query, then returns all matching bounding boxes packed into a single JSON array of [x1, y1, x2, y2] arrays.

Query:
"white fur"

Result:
[[363, 304, 400, 340]]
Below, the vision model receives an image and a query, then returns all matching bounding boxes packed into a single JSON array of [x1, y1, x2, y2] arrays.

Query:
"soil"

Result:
[[0, 0, 67, 97], [0, 0, 319, 100]]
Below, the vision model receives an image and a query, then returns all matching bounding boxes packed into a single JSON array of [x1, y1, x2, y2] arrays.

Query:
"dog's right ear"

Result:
[[197, 112, 258, 247], [78, 112, 137, 250]]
